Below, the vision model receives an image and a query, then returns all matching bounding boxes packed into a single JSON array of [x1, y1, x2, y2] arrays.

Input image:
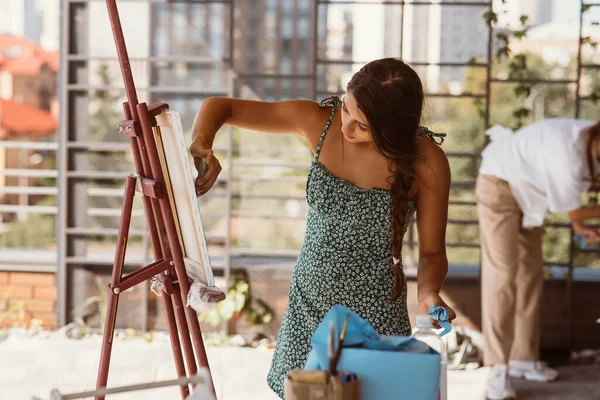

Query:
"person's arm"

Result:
[[190, 97, 328, 195], [413, 140, 456, 322], [191, 97, 325, 154], [569, 208, 600, 244], [567, 205, 600, 222]]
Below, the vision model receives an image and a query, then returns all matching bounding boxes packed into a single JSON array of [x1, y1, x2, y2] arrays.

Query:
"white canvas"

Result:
[[154, 111, 215, 287]]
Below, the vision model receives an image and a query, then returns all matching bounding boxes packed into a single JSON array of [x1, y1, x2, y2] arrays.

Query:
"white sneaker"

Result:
[[508, 360, 559, 382], [486, 364, 517, 400]]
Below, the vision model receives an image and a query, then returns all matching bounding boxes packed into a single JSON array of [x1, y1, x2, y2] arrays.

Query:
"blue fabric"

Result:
[[304, 305, 444, 400], [428, 305, 453, 337], [574, 234, 588, 249]]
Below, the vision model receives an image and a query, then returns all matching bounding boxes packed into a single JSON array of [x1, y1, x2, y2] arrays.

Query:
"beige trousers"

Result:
[[475, 174, 544, 365]]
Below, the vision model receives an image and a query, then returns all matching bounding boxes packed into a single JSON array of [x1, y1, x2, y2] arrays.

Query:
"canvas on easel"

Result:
[[154, 111, 215, 287]]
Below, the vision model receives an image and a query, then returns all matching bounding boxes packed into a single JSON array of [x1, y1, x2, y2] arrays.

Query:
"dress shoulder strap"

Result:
[[421, 126, 446, 145], [315, 96, 342, 161]]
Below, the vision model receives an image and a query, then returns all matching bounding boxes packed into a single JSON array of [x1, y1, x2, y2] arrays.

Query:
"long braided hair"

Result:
[[347, 58, 425, 302]]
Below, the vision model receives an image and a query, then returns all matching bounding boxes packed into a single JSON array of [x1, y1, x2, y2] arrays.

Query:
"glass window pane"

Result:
[[318, 4, 402, 62]]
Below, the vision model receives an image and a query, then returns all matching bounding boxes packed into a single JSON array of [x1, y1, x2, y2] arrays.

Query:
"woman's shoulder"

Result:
[[414, 133, 451, 189]]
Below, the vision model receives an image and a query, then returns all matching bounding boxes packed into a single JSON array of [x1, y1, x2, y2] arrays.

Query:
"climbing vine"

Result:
[[484, 5, 532, 129], [482, 2, 599, 129]]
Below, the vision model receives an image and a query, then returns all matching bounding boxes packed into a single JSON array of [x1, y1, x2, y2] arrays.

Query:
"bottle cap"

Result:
[[416, 314, 433, 329]]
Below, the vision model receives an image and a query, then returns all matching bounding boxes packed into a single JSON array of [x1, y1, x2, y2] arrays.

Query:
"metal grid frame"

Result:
[[55, 0, 236, 328], [0, 1, 596, 344]]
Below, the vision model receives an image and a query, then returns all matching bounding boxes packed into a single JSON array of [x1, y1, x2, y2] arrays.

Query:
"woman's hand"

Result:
[[192, 148, 222, 197], [418, 291, 456, 329]]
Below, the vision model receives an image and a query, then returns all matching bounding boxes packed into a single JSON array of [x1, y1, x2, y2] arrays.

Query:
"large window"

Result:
[[46, 0, 600, 332]]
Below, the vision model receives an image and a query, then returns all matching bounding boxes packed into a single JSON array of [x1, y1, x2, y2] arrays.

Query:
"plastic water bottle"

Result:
[[412, 314, 447, 400]]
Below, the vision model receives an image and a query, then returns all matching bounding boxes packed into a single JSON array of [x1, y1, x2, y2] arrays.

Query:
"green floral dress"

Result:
[[266, 96, 443, 398]]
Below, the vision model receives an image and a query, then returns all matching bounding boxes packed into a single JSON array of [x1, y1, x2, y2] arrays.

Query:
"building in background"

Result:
[[233, 0, 314, 99], [0, 34, 58, 225], [403, 1, 489, 92], [40, 0, 60, 52], [0, 0, 40, 43], [0, 35, 59, 115], [499, 0, 553, 29]]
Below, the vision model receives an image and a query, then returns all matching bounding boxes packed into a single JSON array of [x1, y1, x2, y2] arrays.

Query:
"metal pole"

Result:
[[54, 374, 206, 400], [567, 0, 586, 350], [56, 0, 70, 329]]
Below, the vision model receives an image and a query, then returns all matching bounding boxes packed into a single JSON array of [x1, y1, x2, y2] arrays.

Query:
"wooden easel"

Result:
[[95, 1, 215, 399]]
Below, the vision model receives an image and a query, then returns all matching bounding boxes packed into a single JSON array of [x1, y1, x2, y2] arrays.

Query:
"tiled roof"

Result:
[[0, 99, 57, 137]]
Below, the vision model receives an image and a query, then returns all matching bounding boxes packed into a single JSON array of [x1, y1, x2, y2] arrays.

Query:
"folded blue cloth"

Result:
[[305, 305, 446, 400], [309, 304, 380, 349], [310, 304, 453, 351], [428, 305, 452, 337]]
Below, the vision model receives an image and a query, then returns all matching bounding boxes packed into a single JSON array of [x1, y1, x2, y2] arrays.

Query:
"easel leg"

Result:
[[172, 283, 198, 378], [161, 291, 191, 399], [96, 176, 137, 400]]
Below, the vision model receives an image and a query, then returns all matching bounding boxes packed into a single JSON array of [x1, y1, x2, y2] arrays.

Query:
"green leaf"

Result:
[[520, 15, 529, 26], [496, 32, 508, 42], [496, 47, 510, 59], [514, 54, 527, 66], [483, 11, 498, 25], [234, 292, 246, 312], [583, 4, 592, 13], [508, 54, 528, 78], [512, 107, 531, 120], [513, 85, 531, 98], [235, 281, 249, 294], [203, 310, 221, 327], [219, 299, 236, 320], [514, 29, 528, 39], [467, 57, 478, 65], [592, 21, 599, 26], [262, 312, 273, 324]]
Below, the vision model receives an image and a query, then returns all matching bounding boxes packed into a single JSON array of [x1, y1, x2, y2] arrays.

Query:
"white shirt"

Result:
[[479, 118, 596, 228]]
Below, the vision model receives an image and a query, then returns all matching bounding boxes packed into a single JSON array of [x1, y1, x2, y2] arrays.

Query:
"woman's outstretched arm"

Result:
[[414, 139, 456, 323], [190, 97, 330, 195]]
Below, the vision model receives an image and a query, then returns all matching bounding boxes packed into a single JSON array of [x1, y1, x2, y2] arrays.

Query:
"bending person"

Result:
[[477, 118, 600, 400]]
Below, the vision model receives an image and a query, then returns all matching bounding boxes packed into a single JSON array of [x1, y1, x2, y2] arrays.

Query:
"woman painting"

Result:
[[190, 58, 456, 398]]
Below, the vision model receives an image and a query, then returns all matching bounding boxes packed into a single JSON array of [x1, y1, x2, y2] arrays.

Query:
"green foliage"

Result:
[[0, 196, 56, 248], [581, 36, 598, 50], [200, 272, 273, 328], [430, 8, 600, 268], [0, 295, 43, 331], [519, 15, 529, 26], [483, 11, 498, 25], [591, 81, 600, 104]]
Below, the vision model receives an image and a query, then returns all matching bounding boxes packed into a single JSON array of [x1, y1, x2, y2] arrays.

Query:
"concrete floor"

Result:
[[0, 331, 598, 400]]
